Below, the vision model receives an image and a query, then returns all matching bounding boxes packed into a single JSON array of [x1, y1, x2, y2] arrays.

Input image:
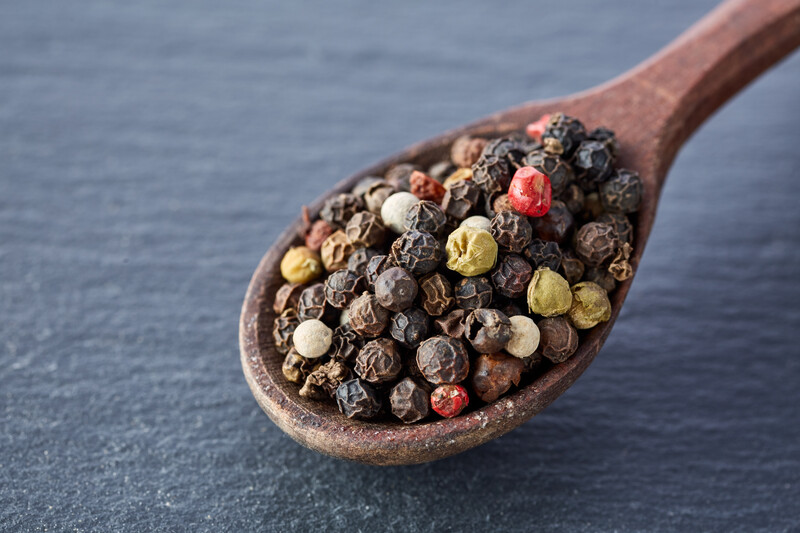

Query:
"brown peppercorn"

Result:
[[599, 168, 642, 214], [297, 283, 335, 323], [470, 352, 526, 403], [354, 338, 403, 384], [597, 212, 634, 245], [320, 230, 355, 272], [434, 309, 468, 338], [272, 309, 299, 355], [608, 242, 634, 281], [442, 179, 481, 220], [345, 211, 386, 249], [560, 250, 586, 286], [525, 239, 563, 271], [410, 170, 446, 203], [451, 135, 488, 168], [492, 193, 514, 214], [364, 180, 396, 214], [465, 308, 513, 353], [454, 276, 493, 309], [300, 359, 352, 400], [418, 272, 454, 316], [575, 222, 619, 267], [584, 266, 617, 292], [273, 282, 305, 315], [538, 316, 579, 363], [560, 183, 585, 215], [490, 254, 533, 299], [471, 154, 511, 197], [373, 266, 417, 313], [305, 219, 334, 253], [532, 200, 574, 245], [416, 335, 470, 384], [324, 269, 364, 310], [385, 163, 420, 192], [390, 230, 443, 276], [390, 377, 432, 424], [336, 378, 382, 420], [364, 254, 396, 291], [348, 292, 389, 337], [523, 149, 574, 196], [491, 211, 533, 253], [282, 348, 320, 384], [347, 247, 379, 276], [319, 193, 363, 230], [389, 307, 429, 348], [327, 323, 364, 363], [404, 200, 447, 235]]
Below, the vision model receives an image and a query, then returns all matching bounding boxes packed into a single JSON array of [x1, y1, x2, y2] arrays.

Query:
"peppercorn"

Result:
[[569, 281, 612, 329], [385, 163, 420, 192], [445, 226, 498, 277], [336, 378, 382, 420], [599, 169, 642, 214], [390, 377, 432, 424], [381, 192, 420, 234], [532, 200, 574, 245], [272, 309, 300, 355], [352, 176, 384, 199], [451, 135, 488, 168], [523, 149, 574, 196], [560, 250, 586, 286], [471, 154, 511, 197], [581, 192, 605, 221], [442, 179, 481, 220], [584, 266, 617, 292], [527, 267, 572, 317], [273, 282, 305, 315], [404, 200, 447, 235], [364, 254, 396, 291], [347, 247, 379, 276], [575, 222, 619, 267], [460, 215, 493, 234], [465, 308, 512, 353], [428, 160, 457, 183], [490, 211, 533, 253], [499, 300, 525, 318], [416, 335, 470, 384], [282, 348, 321, 384], [505, 315, 540, 358], [320, 230, 355, 272], [410, 170, 446, 203], [508, 166, 552, 217], [608, 242, 634, 281], [348, 292, 389, 337], [597, 212, 634, 245], [390, 230, 443, 276], [526, 113, 551, 143], [319, 193, 363, 230], [430, 384, 469, 418], [297, 283, 335, 323], [482, 136, 527, 169], [442, 167, 473, 190], [560, 184, 585, 217], [543, 137, 564, 155], [364, 180, 396, 214], [300, 359, 353, 400], [490, 254, 532, 299], [454, 276, 493, 310], [324, 269, 364, 309], [491, 194, 514, 215], [573, 140, 614, 189], [418, 272, 454, 316], [525, 239, 562, 271], [588, 126, 619, 158], [345, 211, 386, 249], [374, 267, 419, 312], [305, 219, 334, 253], [389, 307, 429, 348], [434, 308, 467, 338], [354, 338, 402, 384], [292, 319, 333, 358], [542, 112, 587, 157], [538, 316, 579, 363], [280, 246, 323, 284], [470, 352, 525, 402], [327, 323, 364, 363]]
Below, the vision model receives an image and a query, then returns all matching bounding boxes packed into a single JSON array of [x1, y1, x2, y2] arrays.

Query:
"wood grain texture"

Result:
[[240, 0, 800, 465]]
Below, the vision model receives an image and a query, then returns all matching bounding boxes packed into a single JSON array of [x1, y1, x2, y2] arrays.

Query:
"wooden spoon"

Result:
[[240, 0, 800, 465]]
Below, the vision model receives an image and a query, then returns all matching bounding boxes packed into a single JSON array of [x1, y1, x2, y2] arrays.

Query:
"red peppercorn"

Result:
[[430, 384, 469, 418], [508, 166, 552, 217], [410, 170, 446, 204], [525, 114, 551, 143]]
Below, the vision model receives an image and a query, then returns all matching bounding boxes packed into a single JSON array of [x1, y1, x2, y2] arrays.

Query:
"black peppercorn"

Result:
[[300, 359, 352, 400], [560, 183, 585, 215], [354, 338, 403, 384], [327, 323, 364, 363], [560, 250, 586, 286], [347, 247, 379, 276], [374, 267, 419, 312], [348, 292, 389, 337], [273, 282, 305, 315], [345, 211, 386, 249], [538, 316, 579, 363], [490, 254, 533, 299], [324, 269, 364, 310], [584, 266, 617, 292], [464, 308, 513, 353], [470, 352, 525, 403], [319, 193, 363, 229], [336, 378, 382, 420], [580, 192, 606, 222], [404, 200, 447, 235], [531, 200, 574, 245], [416, 335, 470, 384], [490, 211, 533, 253], [575, 222, 619, 267], [390, 377, 432, 424], [442, 180, 481, 220], [588, 126, 619, 158], [390, 230, 443, 276], [599, 169, 643, 214], [481, 136, 527, 169], [471, 154, 511, 196], [364, 254, 396, 291], [385, 163, 420, 192], [389, 307, 429, 348], [351, 176, 384, 199], [297, 283, 335, 323], [525, 239, 563, 271], [597, 212, 634, 245], [542, 113, 587, 157], [364, 180, 396, 215], [433, 308, 467, 338], [572, 140, 614, 190], [418, 272, 454, 316], [428, 160, 457, 183], [454, 276, 493, 309], [523, 149, 574, 196], [272, 309, 299, 355], [282, 348, 320, 384]]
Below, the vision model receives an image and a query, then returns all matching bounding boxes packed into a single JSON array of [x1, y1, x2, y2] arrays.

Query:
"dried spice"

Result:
[[482, 136, 527, 170], [352, 176, 384, 199], [434, 309, 467, 338], [320, 230, 355, 272], [404, 200, 447, 235], [504, 315, 540, 358], [381, 192, 420, 234], [305, 219, 334, 253], [471, 154, 511, 196], [561, 183, 585, 215], [347, 247, 379, 276], [354, 338, 402, 384], [542, 112, 587, 157], [297, 283, 334, 323], [319, 193, 363, 229], [442, 167, 473, 190], [465, 308, 512, 353], [292, 319, 333, 358], [273, 309, 300, 355], [374, 267, 419, 312], [390, 230, 443, 276], [491, 254, 533, 299], [451, 135, 488, 168], [527, 268, 572, 317], [430, 384, 469, 418], [525, 239, 562, 271], [581, 192, 605, 221], [572, 140, 614, 188], [428, 160, 457, 183], [280, 246, 323, 284], [491, 194, 514, 215], [345, 211, 386, 249], [273, 282, 305, 315], [454, 276, 493, 310], [389, 307, 429, 348], [418, 272, 454, 316], [525, 113, 551, 143], [336, 378, 382, 420], [523, 149, 574, 196], [445, 226, 498, 277], [508, 166, 552, 217], [597, 212, 634, 246], [348, 292, 389, 337], [282, 348, 320, 384], [491, 211, 533, 253], [323, 269, 364, 309], [569, 281, 612, 329], [364, 254, 396, 291], [589, 126, 619, 157], [416, 335, 470, 384], [390, 377, 432, 424], [538, 317, 579, 363], [584, 266, 617, 292], [560, 250, 585, 286], [385, 163, 420, 192], [575, 222, 619, 267], [608, 242, 634, 281], [470, 352, 525, 402], [442, 179, 481, 220], [327, 323, 363, 363], [543, 137, 564, 155], [599, 169, 642, 214], [410, 170, 446, 203], [459, 215, 493, 233], [300, 360, 352, 400], [531, 200, 574, 245], [364, 180, 395, 214]]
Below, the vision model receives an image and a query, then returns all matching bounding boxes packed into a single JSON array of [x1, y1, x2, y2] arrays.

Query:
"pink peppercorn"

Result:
[[431, 384, 469, 418], [525, 114, 551, 143], [508, 166, 552, 217]]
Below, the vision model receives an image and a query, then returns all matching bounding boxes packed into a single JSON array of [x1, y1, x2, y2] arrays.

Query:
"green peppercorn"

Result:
[[280, 246, 323, 284], [445, 226, 498, 277], [568, 281, 612, 329], [527, 268, 572, 317]]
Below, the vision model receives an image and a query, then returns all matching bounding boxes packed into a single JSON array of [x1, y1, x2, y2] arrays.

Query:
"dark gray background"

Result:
[[1, 0, 798, 531]]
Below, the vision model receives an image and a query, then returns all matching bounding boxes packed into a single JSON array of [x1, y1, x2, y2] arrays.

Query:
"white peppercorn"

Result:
[[381, 192, 420, 234], [292, 319, 333, 358], [504, 315, 540, 358]]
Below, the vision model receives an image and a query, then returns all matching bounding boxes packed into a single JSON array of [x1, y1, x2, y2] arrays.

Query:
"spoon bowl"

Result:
[[240, 0, 800, 465]]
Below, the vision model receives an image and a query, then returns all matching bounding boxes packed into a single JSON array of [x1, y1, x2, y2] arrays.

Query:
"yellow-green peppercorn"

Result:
[[280, 246, 323, 284], [568, 281, 611, 329], [442, 168, 472, 189], [445, 226, 498, 277], [527, 268, 572, 317]]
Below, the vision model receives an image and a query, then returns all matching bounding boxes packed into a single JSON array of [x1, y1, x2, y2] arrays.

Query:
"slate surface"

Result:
[[1, 1, 799, 531]]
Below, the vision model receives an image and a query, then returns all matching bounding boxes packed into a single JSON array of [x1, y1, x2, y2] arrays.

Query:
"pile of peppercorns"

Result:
[[273, 112, 642, 422]]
